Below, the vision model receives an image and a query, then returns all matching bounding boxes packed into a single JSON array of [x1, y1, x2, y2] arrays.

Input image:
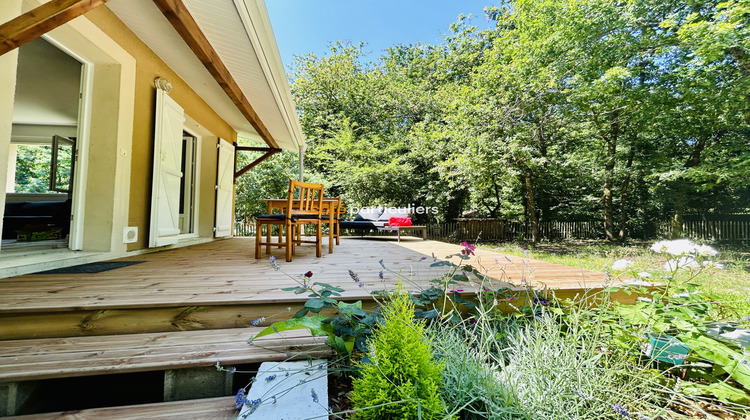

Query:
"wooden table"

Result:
[[263, 198, 339, 254]]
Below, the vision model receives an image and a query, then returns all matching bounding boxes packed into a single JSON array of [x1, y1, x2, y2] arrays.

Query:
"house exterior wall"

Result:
[[2, 2, 238, 268], [82, 7, 237, 252]]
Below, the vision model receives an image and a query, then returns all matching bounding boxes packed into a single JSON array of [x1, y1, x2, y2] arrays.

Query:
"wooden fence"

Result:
[[236, 215, 750, 242], [427, 219, 601, 242], [657, 214, 750, 242], [235, 220, 256, 237], [235, 218, 601, 241]]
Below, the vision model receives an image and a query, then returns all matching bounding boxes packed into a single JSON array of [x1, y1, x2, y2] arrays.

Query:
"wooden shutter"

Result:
[[214, 139, 234, 238], [149, 89, 185, 248]]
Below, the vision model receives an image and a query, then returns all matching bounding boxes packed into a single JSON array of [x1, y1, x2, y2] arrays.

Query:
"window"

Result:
[[12, 136, 75, 194]]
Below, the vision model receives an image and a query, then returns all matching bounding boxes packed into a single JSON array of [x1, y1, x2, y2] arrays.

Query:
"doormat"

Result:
[[38, 261, 146, 274]]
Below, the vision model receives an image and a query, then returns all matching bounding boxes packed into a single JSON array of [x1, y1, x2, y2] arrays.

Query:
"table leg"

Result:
[[266, 224, 272, 254], [266, 202, 274, 253], [422, 228, 427, 240], [328, 218, 334, 253]]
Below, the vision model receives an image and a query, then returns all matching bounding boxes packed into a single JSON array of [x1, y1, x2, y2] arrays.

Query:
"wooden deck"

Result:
[[0, 237, 631, 340], [10, 396, 239, 420]]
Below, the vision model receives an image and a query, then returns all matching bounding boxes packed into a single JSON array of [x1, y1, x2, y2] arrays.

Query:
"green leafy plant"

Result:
[[608, 241, 750, 406], [351, 289, 446, 419], [249, 260, 381, 357]]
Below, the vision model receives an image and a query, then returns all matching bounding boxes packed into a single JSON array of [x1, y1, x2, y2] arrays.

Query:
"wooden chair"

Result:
[[321, 197, 344, 249], [255, 180, 324, 262]]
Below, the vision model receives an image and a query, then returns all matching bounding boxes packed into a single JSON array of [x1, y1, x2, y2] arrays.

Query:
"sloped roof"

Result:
[[107, 0, 304, 152]]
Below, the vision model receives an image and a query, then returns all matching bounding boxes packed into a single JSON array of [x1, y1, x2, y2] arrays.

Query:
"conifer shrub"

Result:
[[351, 290, 445, 419]]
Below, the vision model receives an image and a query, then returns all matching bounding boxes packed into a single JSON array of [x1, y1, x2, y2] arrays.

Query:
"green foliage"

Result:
[[13, 144, 53, 193], [269, 0, 750, 239], [428, 308, 670, 419], [250, 269, 379, 356], [248, 314, 331, 342], [351, 291, 446, 419], [608, 283, 750, 405], [234, 145, 299, 221]]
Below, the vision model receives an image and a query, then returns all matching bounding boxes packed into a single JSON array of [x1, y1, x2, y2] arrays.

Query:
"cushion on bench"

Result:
[[339, 220, 388, 230], [377, 207, 411, 221], [353, 207, 383, 221]]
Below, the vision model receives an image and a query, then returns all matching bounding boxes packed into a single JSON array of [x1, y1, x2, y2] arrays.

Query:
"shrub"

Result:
[[351, 290, 446, 419], [429, 305, 674, 419]]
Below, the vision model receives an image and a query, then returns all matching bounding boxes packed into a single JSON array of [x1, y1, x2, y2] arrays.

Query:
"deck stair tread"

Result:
[[0, 327, 330, 382], [7, 396, 237, 419]]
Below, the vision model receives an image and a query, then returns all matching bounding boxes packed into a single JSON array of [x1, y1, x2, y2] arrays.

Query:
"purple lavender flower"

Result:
[[234, 388, 247, 408], [532, 296, 550, 307], [265, 374, 276, 382], [378, 271, 384, 279], [251, 317, 265, 326], [269, 256, 280, 271], [311, 388, 319, 403], [612, 404, 632, 419], [348, 269, 361, 285]]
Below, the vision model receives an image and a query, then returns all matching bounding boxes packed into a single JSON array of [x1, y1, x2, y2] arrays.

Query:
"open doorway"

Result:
[[179, 130, 200, 237], [2, 38, 83, 251]]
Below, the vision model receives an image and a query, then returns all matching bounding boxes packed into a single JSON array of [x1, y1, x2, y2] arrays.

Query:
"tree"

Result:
[[275, 0, 750, 241]]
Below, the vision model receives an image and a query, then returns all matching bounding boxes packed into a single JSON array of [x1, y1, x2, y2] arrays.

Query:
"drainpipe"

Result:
[[298, 143, 306, 182]]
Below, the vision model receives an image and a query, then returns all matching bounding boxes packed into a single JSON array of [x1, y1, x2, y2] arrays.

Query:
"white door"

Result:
[[214, 139, 234, 238], [149, 89, 185, 248]]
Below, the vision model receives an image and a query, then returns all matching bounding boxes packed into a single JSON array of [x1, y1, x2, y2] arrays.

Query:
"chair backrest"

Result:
[[321, 196, 343, 219], [333, 197, 345, 220], [287, 179, 324, 217]]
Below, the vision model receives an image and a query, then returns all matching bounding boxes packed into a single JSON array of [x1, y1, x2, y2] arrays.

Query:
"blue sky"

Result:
[[265, 1, 495, 70]]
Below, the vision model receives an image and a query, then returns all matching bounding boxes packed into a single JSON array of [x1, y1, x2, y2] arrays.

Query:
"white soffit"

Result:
[[106, 0, 303, 152]]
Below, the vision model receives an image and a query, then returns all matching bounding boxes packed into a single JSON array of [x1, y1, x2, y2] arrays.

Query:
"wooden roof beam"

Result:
[[152, 0, 280, 149], [0, 0, 110, 56], [234, 146, 281, 179]]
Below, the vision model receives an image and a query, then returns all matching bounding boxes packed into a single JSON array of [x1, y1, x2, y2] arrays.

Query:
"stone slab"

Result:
[[239, 359, 328, 419]]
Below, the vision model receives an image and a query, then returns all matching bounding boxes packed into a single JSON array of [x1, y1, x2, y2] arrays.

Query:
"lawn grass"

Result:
[[480, 240, 750, 317]]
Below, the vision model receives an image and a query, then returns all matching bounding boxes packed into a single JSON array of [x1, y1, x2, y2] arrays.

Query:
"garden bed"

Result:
[[239, 239, 750, 419]]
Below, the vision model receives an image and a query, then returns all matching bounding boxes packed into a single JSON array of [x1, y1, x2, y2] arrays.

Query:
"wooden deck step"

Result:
[[0, 327, 330, 383], [8, 396, 237, 419], [0, 238, 639, 341]]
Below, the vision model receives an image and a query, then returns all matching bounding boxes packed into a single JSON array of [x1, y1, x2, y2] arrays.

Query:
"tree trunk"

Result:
[[618, 139, 636, 241], [603, 135, 617, 241], [671, 136, 708, 238], [523, 165, 539, 245], [670, 207, 684, 239]]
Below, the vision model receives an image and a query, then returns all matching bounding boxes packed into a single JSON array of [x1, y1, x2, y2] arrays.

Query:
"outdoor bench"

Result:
[[339, 207, 427, 242]]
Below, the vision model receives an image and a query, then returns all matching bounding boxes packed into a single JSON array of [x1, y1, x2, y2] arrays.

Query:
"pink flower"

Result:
[[460, 241, 476, 256]]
